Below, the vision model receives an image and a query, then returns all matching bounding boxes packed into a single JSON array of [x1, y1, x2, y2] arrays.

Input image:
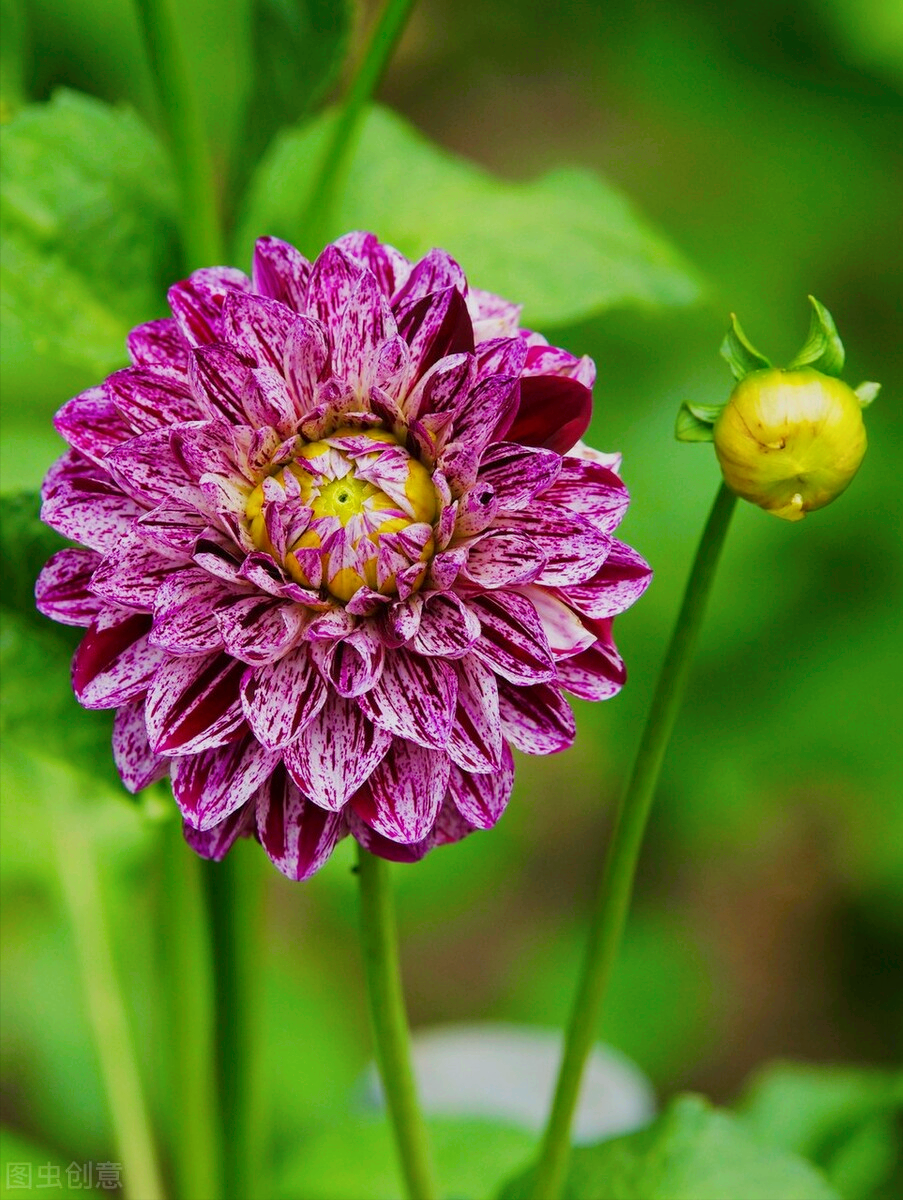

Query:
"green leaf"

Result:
[[0, 493, 119, 791], [0, 89, 180, 411], [500, 1095, 841, 1200], [738, 1061, 903, 1200], [675, 401, 725, 442], [236, 0, 351, 191], [236, 104, 703, 328], [787, 295, 845, 376], [276, 1115, 536, 1200], [720, 312, 771, 381]]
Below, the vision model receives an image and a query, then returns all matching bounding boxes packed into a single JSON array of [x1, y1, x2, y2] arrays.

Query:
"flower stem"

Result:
[[530, 481, 738, 1200], [356, 846, 438, 1200], [161, 822, 221, 1200], [300, 0, 416, 251], [134, 0, 223, 267], [204, 847, 265, 1200], [49, 786, 167, 1200]]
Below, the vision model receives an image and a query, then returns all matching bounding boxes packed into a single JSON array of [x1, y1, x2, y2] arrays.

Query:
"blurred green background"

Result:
[[1, 0, 901, 1196]]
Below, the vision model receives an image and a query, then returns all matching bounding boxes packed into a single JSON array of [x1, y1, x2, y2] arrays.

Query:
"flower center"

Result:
[[245, 427, 439, 603]]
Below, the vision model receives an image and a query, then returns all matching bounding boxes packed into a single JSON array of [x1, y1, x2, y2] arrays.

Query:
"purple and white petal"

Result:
[[469, 591, 555, 685], [256, 766, 346, 880], [357, 649, 458, 750], [547, 457, 630, 530], [462, 530, 545, 588], [72, 609, 163, 709], [562, 541, 653, 619], [36, 548, 103, 627], [145, 652, 246, 755], [283, 692, 392, 811], [215, 596, 303, 665], [412, 592, 480, 658], [112, 699, 170, 792], [105, 427, 191, 507], [396, 286, 475, 382], [477, 442, 561, 511], [498, 680, 576, 754], [240, 646, 328, 749], [41, 452, 143, 553], [173, 735, 279, 830], [503, 508, 612, 587], [183, 804, 256, 862], [519, 587, 596, 659], [555, 619, 627, 701], [168, 266, 251, 347], [90, 531, 185, 611], [447, 743, 515, 830], [54, 387, 133, 464], [447, 655, 503, 774], [351, 739, 450, 843], [252, 237, 311, 311], [106, 367, 198, 433]]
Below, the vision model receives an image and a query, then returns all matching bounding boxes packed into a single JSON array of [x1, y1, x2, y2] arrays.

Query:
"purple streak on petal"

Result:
[[171, 420, 248, 484], [72, 609, 163, 709], [189, 345, 254, 423], [555, 618, 626, 701], [256, 765, 346, 880], [392, 248, 466, 308], [469, 591, 555, 685], [36, 548, 103, 627], [283, 692, 392, 811], [524, 343, 596, 388], [453, 484, 497, 538], [221, 291, 297, 372], [503, 509, 612, 587], [447, 743, 515, 830], [461, 530, 545, 588], [497, 679, 576, 754], [104, 427, 190, 507], [477, 442, 561, 511], [149, 572, 232, 655], [351, 739, 450, 843], [252, 237, 312, 310], [467, 289, 523, 340], [240, 646, 328, 749], [379, 596, 422, 648], [451, 375, 520, 450], [395, 286, 475, 381], [106, 367, 199, 433], [193, 535, 246, 585], [310, 627, 384, 698], [346, 811, 433, 862], [214, 595, 303, 666], [474, 336, 528, 379], [112, 699, 170, 792], [437, 441, 479, 493], [41, 452, 143, 553], [334, 231, 411, 297], [562, 540, 653, 620], [283, 316, 331, 413], [138, 501, 207, 555], [412, 592, 480, 658], [306, 244, 363, 326], [357, 649, 457, 749], [145, 652, 246, 754], [183, 804, 255, 861], [333, 272, 398, 393], [127, 318, 190, 376], [168, 266, 251, 346], [90, 531, 186, 611], [173, 734, 280, 830], [405, 353, 474, 423], [507, 375, 592, 454], [54, 387, 133, 464], [548, 458, 630, 531], [447, 655, 502, 774], [428, 547, 467, 590], [243, 367, 296, 432]]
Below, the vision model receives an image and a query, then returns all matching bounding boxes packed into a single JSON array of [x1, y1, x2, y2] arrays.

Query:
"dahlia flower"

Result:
[[36, 233, 651, 879]]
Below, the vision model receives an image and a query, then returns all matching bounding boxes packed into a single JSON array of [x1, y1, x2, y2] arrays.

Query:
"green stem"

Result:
[[300, 0, 416, 251], [356, 846, 438, 1200], [530, 481, 738, 1200], [204, 847, 265, 1200], [134, 0, 223, 267], [161, 822, 221, 1200], [50, 790, 167, 1200]]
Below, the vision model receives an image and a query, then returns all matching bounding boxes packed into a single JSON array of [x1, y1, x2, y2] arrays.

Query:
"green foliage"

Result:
[[0, 89, 179, 409], [788, 296, 845, 377], [501, 1095, 840, 1200], [674, 401, 725, 443], [0, 493, 118, 791], [236, 104, 703, 327], [276, 1115, 536, 1200], [0, 1128, 69, 1199], [739, 1062, 903, 1200], [720, 312, 771, 382], [0, 0, 26, 120]]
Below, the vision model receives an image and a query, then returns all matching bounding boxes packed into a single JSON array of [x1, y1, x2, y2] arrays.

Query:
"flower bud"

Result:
[[713, 367, 867, 521]]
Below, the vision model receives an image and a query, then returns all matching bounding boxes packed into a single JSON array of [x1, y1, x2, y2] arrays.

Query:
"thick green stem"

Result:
[[204, 847, 265, 1200], [134, 0, 223, 267], [50, 789, 167, 1200], [356, 846, 438, 1200], [530, 482, 738, 1200], [161, 822, 221, 1200], [300, 0, 416, 251]]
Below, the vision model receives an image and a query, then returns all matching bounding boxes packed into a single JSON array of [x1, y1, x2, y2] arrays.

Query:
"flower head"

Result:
[[36, 233, 650, 879]]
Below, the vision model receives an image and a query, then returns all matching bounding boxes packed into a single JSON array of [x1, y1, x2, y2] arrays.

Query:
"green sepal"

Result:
[[855, 380, 881, 408], [787, 295, 845, 376], [720, 313, 771, 381], [675, 401, 725, 442]]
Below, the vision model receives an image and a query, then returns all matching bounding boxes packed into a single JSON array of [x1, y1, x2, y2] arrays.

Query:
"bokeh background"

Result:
[[2, 0, 901, 1194]]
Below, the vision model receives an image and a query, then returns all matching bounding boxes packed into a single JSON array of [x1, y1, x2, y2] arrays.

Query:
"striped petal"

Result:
[[173, 735, 279, 830], [112, 699, 169, 792], [412, 593, 480, 658], [252, 237, 311, 311], [73, 609, 162, 709], [476, 442, 561, 511], [54, 387, 132, 464], [35, 548, 103, 627], [447, 655, 502, 774], [145, 652, 246, 754], [357, 649, 458, 749], [469, 592, 555, 685], [447, 743, 515, 829], [256, 766, 346, 881], [283, 693, 392, 811], [183, 804, 255, 861], [351, 739, 450, 843], [562, 541, 653, 619], [548, 458, 630, 530], [240, 646, 328, 749], [498, 680, 576, 754]]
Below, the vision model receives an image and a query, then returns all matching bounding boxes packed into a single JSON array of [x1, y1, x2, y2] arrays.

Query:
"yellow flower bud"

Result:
[[713, 367, 867, 521]]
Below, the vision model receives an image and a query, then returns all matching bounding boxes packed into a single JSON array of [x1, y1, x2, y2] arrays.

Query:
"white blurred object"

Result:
[[365, 1023, 656, 1143]]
